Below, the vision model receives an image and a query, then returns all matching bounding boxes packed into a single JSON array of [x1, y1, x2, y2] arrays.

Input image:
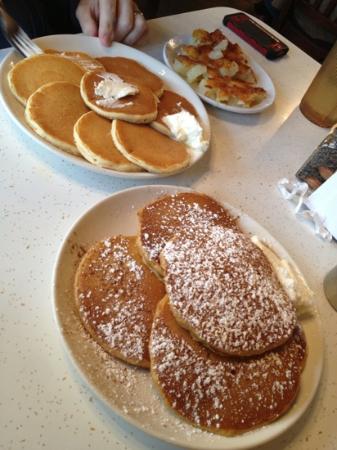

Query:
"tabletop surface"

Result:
[[0, 7, 336, 450]]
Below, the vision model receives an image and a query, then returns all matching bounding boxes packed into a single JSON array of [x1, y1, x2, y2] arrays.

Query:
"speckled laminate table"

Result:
[[1, 7, 336, 450]]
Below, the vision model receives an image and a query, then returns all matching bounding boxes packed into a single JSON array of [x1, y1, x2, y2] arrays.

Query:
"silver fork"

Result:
[[0, 4, 43, 57]]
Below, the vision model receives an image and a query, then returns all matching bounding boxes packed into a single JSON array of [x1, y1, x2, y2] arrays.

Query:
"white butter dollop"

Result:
[[94, 73, 138, 104], [251, 235, 314, 317], [162, 110, 208, 155]]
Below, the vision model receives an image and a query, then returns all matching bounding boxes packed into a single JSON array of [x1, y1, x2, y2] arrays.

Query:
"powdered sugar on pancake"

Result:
[[75, 236, 165, 366], [150, 299, 306, 434], [162, 226, 297, 356], [139, 193, 238, 266], [61, 302, 213, 440]]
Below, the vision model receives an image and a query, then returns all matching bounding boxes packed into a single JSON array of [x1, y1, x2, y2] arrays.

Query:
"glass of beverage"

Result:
[[300, 41, 337, 128], [323, 265, 337, 311]]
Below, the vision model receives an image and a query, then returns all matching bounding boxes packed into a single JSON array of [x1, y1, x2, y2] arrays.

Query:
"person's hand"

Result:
[[76, 0, 148, 46]]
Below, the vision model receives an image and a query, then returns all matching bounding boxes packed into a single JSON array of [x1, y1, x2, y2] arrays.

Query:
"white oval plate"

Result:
[[53, 185, 323, 450], [163, 32, 275, 114], [0, 34, 210, 179]]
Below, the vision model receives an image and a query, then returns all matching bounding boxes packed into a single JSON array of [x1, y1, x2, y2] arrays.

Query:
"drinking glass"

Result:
[[300, 41, 337, 128], [323, 265, 337, 311]]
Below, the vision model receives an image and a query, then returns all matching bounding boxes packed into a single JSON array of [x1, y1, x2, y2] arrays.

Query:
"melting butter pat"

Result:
[[162, 110, 208, 153], [94, 73, 139, 101], [251, 235, 314, 316]]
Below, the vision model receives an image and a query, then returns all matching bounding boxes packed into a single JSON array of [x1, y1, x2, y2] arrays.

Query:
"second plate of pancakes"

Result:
[[53, 185, 323, 450], [0, 34, 210, 179]]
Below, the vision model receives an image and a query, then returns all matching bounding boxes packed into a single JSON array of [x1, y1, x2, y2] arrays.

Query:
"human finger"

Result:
[[122, 9, 148, 46], [76, 0, 99, 37], [98, 0, 117, 46], [114, 0, 134, 42]]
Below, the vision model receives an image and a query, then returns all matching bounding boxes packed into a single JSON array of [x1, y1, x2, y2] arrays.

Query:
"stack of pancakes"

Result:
[[8, 51, 205, 174], [74, 191, 307, 436]]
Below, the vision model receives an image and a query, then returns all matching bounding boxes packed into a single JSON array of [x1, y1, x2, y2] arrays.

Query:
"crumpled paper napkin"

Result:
[[278, 176, 335, 242]]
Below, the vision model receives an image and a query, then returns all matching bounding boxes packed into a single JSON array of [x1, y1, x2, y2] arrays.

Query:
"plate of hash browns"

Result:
[[164, 28, 275, 114]]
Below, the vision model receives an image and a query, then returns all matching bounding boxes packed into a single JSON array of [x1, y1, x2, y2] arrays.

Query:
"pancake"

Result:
[[97, 56, 164, 97], [74, 111, 141, 171], [81, 71, 158, 123], [8, 53, 85, 105], [74, 235, 166, 368], [161, 225, 297, 357], [151, 90, 199, 136], [111, 120, 190, 174], [25, 81, 89, 155], [44, 49, 105, 72], [137, 192, 238, 277], [150, 297, 307, 435]]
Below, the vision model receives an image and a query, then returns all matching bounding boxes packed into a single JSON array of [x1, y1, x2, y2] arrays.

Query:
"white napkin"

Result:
[[305, 170, 337, 239], [278, 176, 334, 241]]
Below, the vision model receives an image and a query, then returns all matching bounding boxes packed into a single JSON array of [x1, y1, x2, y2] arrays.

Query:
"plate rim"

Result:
[[163, 32, 276, 114], [0, 33, 210, 179], [52, 184, 323, 450]]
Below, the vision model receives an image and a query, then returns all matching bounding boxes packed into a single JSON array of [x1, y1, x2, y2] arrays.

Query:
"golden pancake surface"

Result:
[[44, 49, 105, 72], [150, 297, 307, 435], [8, 53, 85, 105], [112, 120, 190, 174], [161, 225, 297, 357], [25, 81, 89, 155], [80, 71, 158, 122], [74, 235, 166, 368], [74, 111, 141, 171], [7, 50, 205, 175], [97, 56, 164, 97], [137, 192, 238, 277]]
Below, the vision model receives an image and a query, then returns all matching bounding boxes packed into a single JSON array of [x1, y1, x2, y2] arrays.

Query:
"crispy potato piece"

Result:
[[174, 28, 266, 107]]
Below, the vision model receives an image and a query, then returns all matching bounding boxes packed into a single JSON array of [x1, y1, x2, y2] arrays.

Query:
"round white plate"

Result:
[[0, 34, 210, 179], [53, 185, 323, 450], [163, 32, 275, 114]]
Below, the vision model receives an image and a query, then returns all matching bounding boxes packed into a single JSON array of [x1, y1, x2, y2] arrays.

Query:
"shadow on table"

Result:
[[252, 105, 328, 182]]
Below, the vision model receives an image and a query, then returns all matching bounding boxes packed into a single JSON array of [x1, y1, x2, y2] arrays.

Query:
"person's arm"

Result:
[[75, 0, 147, 46]]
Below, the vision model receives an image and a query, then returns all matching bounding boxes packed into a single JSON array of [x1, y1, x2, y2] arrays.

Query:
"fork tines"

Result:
[[8, 28, 43, 57], [0, 5, 43, 57]]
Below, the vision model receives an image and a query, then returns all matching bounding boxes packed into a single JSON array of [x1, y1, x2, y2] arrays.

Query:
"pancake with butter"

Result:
[[161, 225, 297, 357], [97, 56, 164, 97], [74, 111, 141, 171], [112, 120, 190, 174], [81, 71, 158, 123], [152, 90, 199, 136], [74, 235, 166, 368], [25, 81, 89, 155], [44, 49, 105, 72], [8, 53, 85, 105], [137, 192, 238, 277], [150, 296, 307, 435]]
